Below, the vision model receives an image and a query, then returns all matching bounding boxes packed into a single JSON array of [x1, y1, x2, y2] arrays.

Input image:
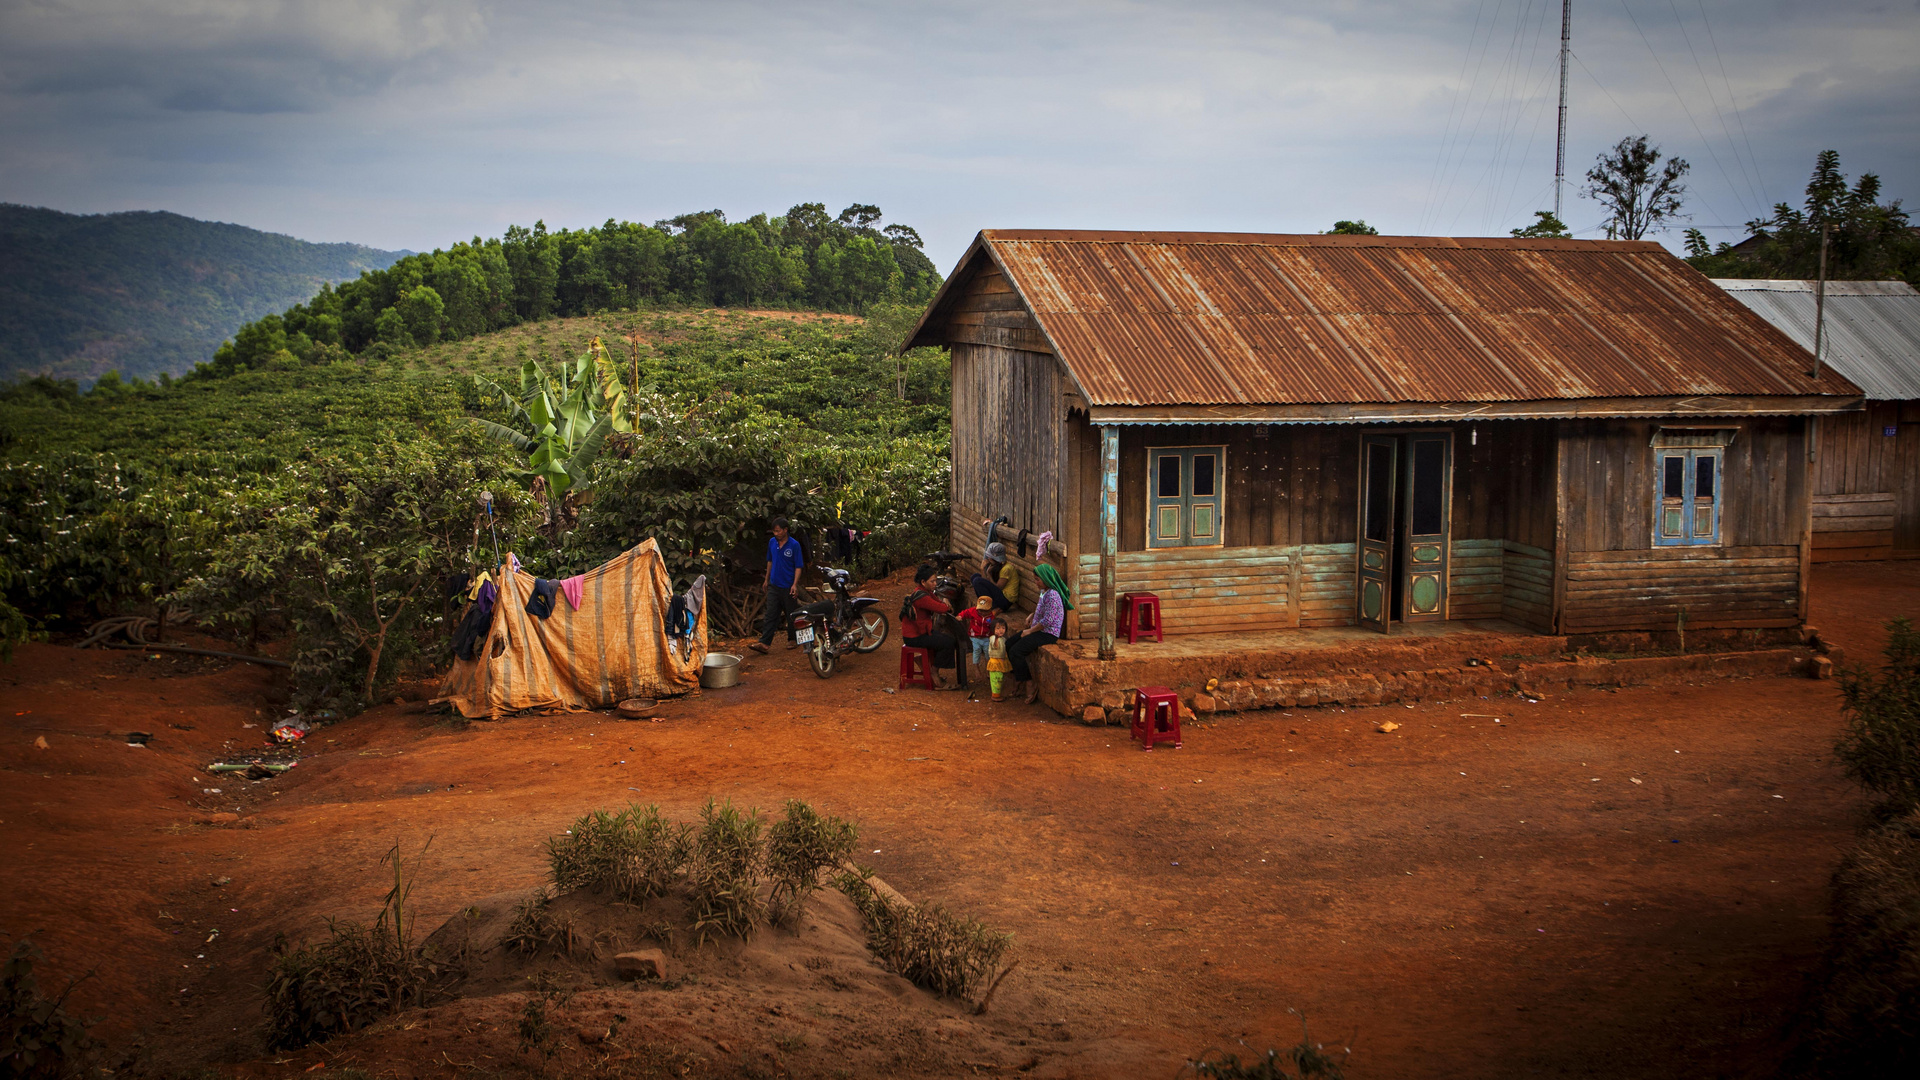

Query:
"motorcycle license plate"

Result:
[[795, 627, 815, 644]]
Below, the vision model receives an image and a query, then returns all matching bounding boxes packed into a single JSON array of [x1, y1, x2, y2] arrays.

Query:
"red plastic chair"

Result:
[[1130, 686, 1182, 751], [1120, 592, 1164, 644], [898, 646, 936, 690]]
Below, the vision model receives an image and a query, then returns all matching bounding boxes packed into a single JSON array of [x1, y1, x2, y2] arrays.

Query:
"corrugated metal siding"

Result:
[[1713, 280, 1920, 400], [939, 231, 1856, 407]]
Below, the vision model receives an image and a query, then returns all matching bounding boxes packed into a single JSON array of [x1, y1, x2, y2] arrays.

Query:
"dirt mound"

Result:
[[250, 884, 1088, 1078]]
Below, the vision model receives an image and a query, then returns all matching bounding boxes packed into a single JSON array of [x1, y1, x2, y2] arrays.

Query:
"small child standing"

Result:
[[987, 619, 1013, 700], [960, 595, 995, 670]]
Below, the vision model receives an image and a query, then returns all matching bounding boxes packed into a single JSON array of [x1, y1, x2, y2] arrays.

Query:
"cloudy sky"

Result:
[[1, 0, 1915, 268]]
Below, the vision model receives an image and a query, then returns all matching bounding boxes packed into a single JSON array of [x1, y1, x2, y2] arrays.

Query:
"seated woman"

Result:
[[1008, 563, 1071, 704], [901, 565, 961, 690], [969, 542, 1022, 613]]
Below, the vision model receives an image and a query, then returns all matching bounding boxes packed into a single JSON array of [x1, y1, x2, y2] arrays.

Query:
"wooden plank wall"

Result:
[[1814, 404, 1897, 495], [1558, 417, 1808, 632], [1453, 421, 1559, 549], [1298, 543, 1358, 628], [948, 498, 1070, 615], [1074, 418, 1559, 552], [1812, 493, 1896, 561], [1075, 421, 1360, 552], [1502, 542, 1554, 632], [1050, 419, 1563, 637], [1811, 403, 1920, 557], [1562, 546, 1802, 632], [1560, 416, 1807, 552], [1449, 539, 1503, 618], [1072, 546, 1294, 633], [947, 264, 1069, 551]]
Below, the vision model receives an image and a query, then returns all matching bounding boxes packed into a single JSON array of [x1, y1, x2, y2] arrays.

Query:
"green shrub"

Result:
[[836, 873, 1010, 999], [1, 938, 96, 1079], [1796, 811, 1920, 1076], [1187, 1042, 1347, 1080], [688, 800, 766, 943], [264, 841, 450, 1049], [499, 890, 581, 958], [766, 799, 858, 926], [545, 804, 691, 902], [1837, 618, 1920, 818]]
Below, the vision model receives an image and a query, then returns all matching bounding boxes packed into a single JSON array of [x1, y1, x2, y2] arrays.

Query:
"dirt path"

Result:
[[1, 565, 1905, 1078]]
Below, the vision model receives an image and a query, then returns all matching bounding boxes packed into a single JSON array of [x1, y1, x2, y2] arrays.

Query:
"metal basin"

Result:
[[700, 652, 742, 689]]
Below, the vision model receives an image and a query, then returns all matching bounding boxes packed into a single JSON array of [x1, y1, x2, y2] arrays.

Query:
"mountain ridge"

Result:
[[0, 203, 408, 385]]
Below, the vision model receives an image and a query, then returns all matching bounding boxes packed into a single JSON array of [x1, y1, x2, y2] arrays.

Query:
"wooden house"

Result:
[[1714, 279, 1920, 561], [904, 232, 1863, 657]]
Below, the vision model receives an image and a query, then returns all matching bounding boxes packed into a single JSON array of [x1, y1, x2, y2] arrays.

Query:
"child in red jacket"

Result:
[[960, 595, 994, 671]]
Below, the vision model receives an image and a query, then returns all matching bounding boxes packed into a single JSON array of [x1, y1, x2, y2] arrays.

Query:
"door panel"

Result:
[[1401, 432, 1453, 622], [1357, 435, 1397, 633]]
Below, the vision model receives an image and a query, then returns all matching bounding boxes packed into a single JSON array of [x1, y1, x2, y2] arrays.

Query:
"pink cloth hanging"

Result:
[[559, 575, 586, 611]]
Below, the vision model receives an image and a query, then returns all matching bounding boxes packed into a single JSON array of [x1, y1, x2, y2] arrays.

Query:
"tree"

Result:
[[472, 348, 619, 543], [180, 441, 525, 712], [1326, 220, 1378, 235], [837, 204, 883, 230], [1583, 135, 1689, 240], [399, 285, 445, 346], [1715, 150, 1920, 285], [1510, 211, 1570, 238]]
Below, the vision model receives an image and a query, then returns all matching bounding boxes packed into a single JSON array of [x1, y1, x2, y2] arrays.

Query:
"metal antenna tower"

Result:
[[1555, 0, 1571, 222]]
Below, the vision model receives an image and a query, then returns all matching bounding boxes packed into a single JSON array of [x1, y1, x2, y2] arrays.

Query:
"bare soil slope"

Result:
[[4, 562, 1915, 1078]]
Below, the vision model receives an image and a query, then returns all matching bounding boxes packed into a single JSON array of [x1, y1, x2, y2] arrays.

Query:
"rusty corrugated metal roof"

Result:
[[909, 231, 1860, 407]]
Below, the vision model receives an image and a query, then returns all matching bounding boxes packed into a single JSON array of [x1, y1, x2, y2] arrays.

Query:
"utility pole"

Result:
[[1811, 223, 1831, 379], [1554, 0, 1571, 222]]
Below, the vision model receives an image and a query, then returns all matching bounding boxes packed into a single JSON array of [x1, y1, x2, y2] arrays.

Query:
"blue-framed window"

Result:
[[1149, 446, 1224, 548], [1654, 448, 1721, 546]]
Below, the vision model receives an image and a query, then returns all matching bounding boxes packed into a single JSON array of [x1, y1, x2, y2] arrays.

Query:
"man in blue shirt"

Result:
[[750, 517, 804, 654]]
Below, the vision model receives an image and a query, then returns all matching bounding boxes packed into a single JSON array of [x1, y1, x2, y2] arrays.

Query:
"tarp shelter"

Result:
[[435, 539, 707, 719]]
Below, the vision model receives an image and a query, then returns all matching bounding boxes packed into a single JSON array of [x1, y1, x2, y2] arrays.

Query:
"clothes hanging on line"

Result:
[[1036, 531, 1054, 559], [525, 578, 559, 619], [559, 575, 585, 611]]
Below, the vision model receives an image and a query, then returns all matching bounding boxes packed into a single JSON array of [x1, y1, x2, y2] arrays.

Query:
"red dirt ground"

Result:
[[5, 561, 1917, 1079]]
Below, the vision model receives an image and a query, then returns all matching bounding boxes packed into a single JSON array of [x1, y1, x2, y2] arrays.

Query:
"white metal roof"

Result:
[[1713, 279, 1920, 400]]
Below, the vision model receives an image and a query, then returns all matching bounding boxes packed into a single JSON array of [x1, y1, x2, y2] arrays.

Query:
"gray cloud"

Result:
[[0, 0, 484, 112], [0, 0, 1913, 264]]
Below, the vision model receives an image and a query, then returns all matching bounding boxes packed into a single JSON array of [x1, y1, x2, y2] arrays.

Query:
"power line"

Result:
[[1694, 0, 1771, 212], [1420, 0, 1496, 234], [1617, 0, 1737, 227], [1663, 0, 1765, 214]]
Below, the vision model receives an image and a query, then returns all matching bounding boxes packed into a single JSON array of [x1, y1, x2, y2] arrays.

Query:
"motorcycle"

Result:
[[923, 550, 973, 610], [787, 567, 890, 678]]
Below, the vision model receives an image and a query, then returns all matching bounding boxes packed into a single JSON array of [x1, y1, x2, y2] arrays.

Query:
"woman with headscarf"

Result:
[[1008, 562, 1071, 704]]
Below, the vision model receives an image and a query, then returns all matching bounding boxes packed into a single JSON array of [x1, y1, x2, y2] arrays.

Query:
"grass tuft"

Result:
[[688, 800, 766, 943], [835, 872, 1010, 1000], [766, 799, 858, 926]]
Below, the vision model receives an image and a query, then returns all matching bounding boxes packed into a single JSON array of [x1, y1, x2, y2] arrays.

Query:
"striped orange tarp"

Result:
[[433, 539, 706, 720]]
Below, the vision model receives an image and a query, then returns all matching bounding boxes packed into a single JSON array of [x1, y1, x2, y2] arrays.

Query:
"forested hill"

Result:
[[192, 203, 943, 379], [0, 204, 406, 386]]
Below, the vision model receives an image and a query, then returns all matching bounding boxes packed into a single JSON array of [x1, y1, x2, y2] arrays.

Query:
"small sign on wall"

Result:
[[1888, 425, 1900, 437]]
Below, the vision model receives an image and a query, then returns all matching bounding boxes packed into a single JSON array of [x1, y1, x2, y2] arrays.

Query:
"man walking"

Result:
[[750, 517, 804, 654]]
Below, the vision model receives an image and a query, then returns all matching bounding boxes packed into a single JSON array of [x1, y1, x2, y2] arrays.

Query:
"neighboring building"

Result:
[[1714, 279, 1920, 561], [905, 231, 1862, 656]]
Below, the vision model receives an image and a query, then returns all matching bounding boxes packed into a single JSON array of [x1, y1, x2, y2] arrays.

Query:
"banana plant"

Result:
[[471, 345, 618, 542]]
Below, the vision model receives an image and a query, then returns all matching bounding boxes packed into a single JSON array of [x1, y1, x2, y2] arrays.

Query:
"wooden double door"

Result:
[[1357, 430, 1454, 633]]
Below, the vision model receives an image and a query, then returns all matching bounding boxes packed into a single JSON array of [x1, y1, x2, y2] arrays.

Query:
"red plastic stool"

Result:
[[1130, 685, 1182, 751], [1120, 592, 1163, 644], [898, 646, 937, 690]]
